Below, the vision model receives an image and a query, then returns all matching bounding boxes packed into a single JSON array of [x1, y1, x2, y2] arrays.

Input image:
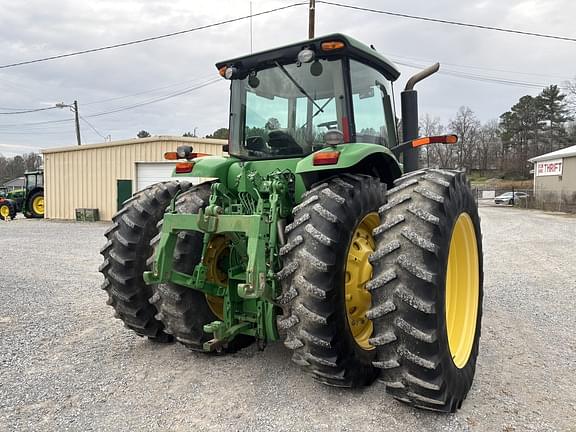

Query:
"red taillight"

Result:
[[175, 162, 194, 173], [313, 151, 340, 166]]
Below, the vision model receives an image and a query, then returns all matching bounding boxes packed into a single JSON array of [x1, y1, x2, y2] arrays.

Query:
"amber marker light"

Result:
[[321, 41, 345, 51], [412, 134, 458, 147], [313, 151, 340, 166], [164, 152, 179, 160]]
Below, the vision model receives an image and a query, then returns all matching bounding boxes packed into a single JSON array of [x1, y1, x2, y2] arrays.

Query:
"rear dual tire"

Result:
[[370, 169, 483, 412], [99, 181, 187, 341], [149, 184, 254, 353], [278, 170, 483, 412], [278, 174, 386, 387]]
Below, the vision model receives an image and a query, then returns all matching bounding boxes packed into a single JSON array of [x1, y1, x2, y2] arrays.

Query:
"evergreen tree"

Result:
[[536, 85, 573, 152]]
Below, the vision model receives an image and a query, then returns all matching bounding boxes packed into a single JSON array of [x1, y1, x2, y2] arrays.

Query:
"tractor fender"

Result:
[[295, 143, 403, 188], [176, 156, 239, 183]]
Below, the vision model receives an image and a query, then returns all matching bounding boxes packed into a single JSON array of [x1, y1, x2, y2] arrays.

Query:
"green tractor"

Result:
[[0, 170, 45, 220], [100, 34, 483, 412]]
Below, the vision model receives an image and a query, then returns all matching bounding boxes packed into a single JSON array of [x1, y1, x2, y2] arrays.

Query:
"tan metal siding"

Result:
[[42, 137, 225, 221]]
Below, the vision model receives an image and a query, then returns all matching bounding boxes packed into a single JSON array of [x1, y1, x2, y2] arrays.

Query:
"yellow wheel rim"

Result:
[[345, 212, 379, 351], [204, 235, 228, 319], [445, 212, 480, 368], [33, 196, 44, 215], [0, 205, 9, 218]]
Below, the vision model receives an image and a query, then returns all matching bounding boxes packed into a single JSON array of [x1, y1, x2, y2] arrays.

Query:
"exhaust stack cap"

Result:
[[404, 63, 440, 91]]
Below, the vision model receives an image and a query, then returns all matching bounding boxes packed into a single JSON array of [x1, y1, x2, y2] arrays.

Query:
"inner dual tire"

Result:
[[149, 184, 254, 353], [277, 174, 386, 387]]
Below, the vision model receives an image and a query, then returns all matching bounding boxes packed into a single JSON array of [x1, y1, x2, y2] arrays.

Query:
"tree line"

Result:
[[0, 153, 43, 184], [421, 84, 575, 178]]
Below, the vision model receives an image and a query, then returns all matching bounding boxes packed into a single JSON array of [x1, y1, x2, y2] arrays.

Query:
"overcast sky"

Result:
[[1, 0, 575, 156]]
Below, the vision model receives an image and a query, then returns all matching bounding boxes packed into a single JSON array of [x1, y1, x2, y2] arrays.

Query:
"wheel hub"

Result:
[[445, 212, 480, 368], [204, 235, 229, 319], [345, 212, 379, 351], [33, 196, 44, 215], [0, 205, 9, 218]]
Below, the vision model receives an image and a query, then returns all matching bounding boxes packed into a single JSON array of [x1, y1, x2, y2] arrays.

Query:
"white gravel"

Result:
[[1, 207, 575, 431]]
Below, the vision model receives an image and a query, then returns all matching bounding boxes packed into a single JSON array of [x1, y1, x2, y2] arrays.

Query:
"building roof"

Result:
[[41, 136, 226, 155], [529, 144, 576, 163], [1, 176, 25, 187]]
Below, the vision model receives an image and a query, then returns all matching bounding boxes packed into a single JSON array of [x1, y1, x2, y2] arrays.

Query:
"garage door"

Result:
[[135, 162, 176, 191], [135, 162, 215, 191]]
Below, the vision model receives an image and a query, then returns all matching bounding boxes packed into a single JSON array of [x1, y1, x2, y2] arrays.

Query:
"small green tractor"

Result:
[[100, 34, 483, 412], [0, 170, 44, 220]]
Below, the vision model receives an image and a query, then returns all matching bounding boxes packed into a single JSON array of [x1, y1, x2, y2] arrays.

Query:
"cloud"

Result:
[[0, 0, 575, 153]]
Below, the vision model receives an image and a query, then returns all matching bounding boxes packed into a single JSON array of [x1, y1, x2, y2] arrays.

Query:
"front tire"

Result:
[[278, 174, 386, 387], [370, 169, 483, 412]]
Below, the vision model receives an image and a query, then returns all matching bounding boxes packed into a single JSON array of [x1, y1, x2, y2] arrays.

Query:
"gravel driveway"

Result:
[[1, 207, 575, 432]]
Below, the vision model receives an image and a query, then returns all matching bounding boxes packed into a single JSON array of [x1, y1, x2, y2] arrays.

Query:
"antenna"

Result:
[[308, 0, 315, 39], [250, 1, 253, 53]]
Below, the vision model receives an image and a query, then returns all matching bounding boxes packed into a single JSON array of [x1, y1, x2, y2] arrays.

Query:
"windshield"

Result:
[[229, 59, 345, 159]]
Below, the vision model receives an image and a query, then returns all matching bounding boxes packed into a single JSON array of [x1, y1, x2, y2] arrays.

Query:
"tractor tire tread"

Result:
[[370, 169, 483, 412], [99, 181, 182, 340], [278, 174, 386, 388]]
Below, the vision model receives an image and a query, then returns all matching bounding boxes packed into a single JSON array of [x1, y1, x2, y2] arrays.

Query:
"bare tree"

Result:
[[565, 79, 576, 113], [419, 114, 448, 168], [449, 106, 480, 170], [477, 120, 500, 174]]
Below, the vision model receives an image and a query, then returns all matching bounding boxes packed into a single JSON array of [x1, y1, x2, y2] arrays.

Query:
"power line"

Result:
[[0, 3, 308, 70], [82, 73, 215, 106], [0, 78, 221, 130], [385, 52, 575, 82], [84, 78, 221, 119], [318, 1, 576, 43], [392, 58, 567, 90], [0, 106, 59, 115], [79, 116, 107, 140]]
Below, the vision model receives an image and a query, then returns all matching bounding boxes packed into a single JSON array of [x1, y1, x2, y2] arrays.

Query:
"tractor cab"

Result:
[[217, 34, 400, 161], [25, 170, 43, 192]]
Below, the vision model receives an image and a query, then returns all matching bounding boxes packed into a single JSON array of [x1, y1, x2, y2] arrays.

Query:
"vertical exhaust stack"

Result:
[[401, 63, 440, 173]]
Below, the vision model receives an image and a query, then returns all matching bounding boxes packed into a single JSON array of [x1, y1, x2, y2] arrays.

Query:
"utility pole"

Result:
[[73, 100, 81, 146], [55, 100, 81, 146], [308, 0, 315, 39]]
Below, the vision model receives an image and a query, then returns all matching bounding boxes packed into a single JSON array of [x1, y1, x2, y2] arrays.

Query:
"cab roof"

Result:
[[215, 33, 401, 82]]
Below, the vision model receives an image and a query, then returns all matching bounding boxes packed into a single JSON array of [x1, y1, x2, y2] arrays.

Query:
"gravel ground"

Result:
[[1, 207, 575, 432]]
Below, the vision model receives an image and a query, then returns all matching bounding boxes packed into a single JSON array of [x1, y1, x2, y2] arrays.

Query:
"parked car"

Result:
[[494, 191, 529, 205]]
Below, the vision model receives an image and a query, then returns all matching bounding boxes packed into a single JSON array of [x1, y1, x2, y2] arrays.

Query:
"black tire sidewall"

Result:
[[435, 175, 484, 403]]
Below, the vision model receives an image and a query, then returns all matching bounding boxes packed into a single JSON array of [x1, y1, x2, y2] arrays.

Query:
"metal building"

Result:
[[529, 144, 576, 212], [42, 136, 225, 221]]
